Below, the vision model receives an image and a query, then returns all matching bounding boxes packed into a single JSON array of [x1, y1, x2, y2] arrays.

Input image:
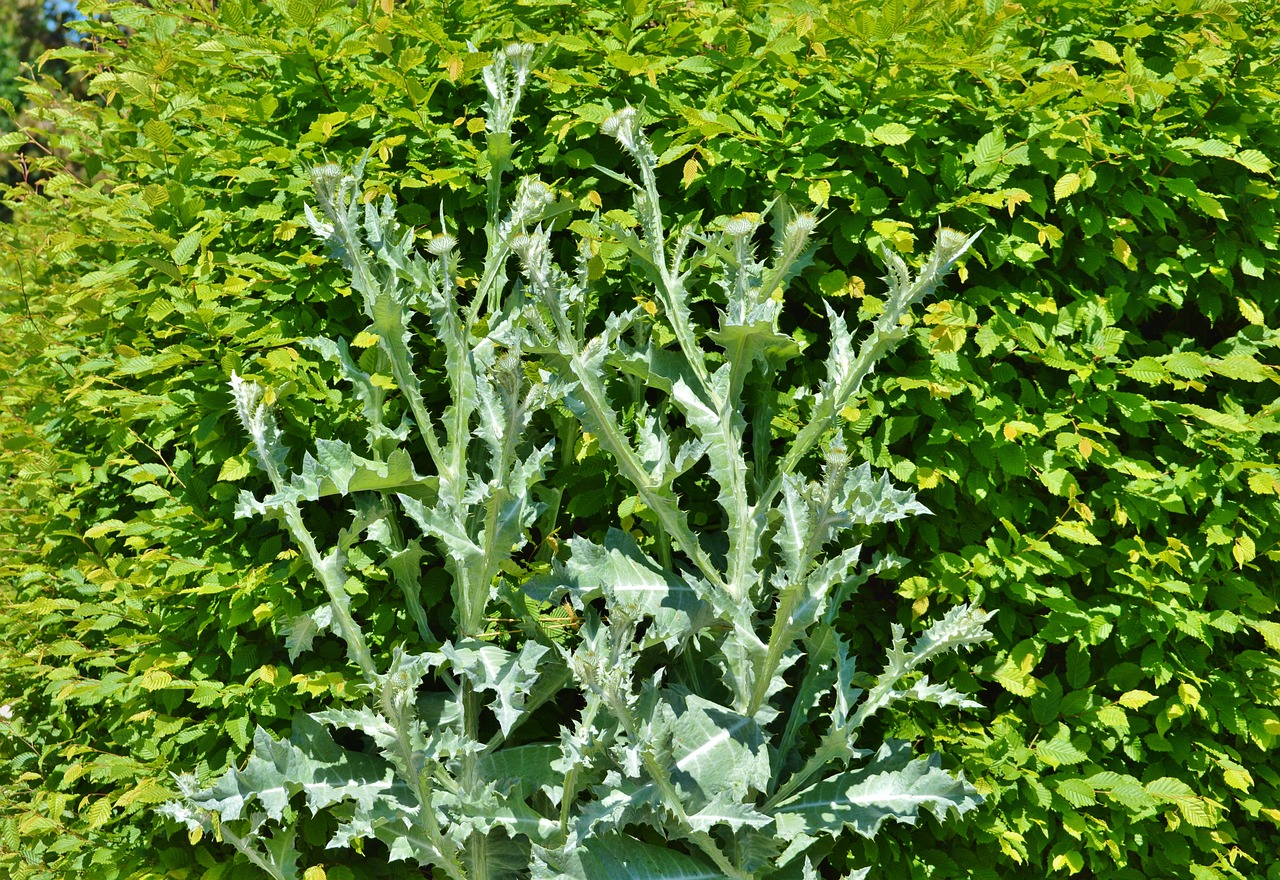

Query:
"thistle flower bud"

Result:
[[309, 163, 344, 220], [426, 233, 457, 257], [508, 232, 533, 260], [505, 42, 536, 83], [602, 107, 640, 152], [783, 213, 817, 253], [821, 431, 851, 500], [724, 214, 758, 238], [934, 226, 974, 265]]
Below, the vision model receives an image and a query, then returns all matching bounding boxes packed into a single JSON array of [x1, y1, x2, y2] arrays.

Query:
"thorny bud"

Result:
[[495, 349, 524, 400], [723, 214, 758, 239], [602, 106, 640, 153], [782, 212, 817, 257], [512, 178, 554, 218], [310, 164, 344, 215], [426, 233, 457, 257], [934, 226, 972, 264], [823, 431, 850, 499], [505, 42, 535, 81], [508, 232, 534, 261]]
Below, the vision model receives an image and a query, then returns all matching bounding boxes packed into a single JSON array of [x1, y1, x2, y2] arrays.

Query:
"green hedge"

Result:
[[1, 0, 1277, 877]]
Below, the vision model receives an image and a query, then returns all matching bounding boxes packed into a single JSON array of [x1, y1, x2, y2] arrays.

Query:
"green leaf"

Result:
[[547, 834, 721, 879], [1178, 404, 1249, 433], [873, 123, 914, 145], [0, 130, 29, 151], [1123, 357, 1169, 384], [1118, 690, 1156, 709], [1054, 777, 1096, 807], [143, 119, 174, 150], [1053, 523, 1099, 545], [1230, 149, 1273, 174], [1036, 725, 1089, 767], [1240, 248, 1265, 278], [972, 130, 1006, 166], [662, 692, 771, 808], [182, 715, 395, 824], [1237, 297, 1266, 325], [1145, 777, 1216, 827], [286, 0, 317, 28], [1165, 351, 1208, 379], [172, 228, 201, 266]]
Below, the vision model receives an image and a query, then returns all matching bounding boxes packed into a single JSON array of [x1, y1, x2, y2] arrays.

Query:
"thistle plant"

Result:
[[161, 45, 993, 880]]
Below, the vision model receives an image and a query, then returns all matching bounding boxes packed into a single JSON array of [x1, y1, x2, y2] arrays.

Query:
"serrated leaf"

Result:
[[218, 455, 251, 482], [1145, 777, 1215, 826], [172, 228, 201, 266], [773, 741, 981, 840], [1054, 778, 1096, 807], [530, 529, 709, 649], [441, 639, 548, 737], [140, 669, 173, 691], [568, 834, 721, 879], [973, 130, 1006, 166], [1245, 618, 1280, 650], [1179, 404, 1248, 433], [86, 797, 113, 829], [1212, 353, 1271, 381], [1232, 535, 1256, 567], [1051, 850, 1085, 874], [189, 715, 394, 823], [287, 0, 317, 27], [143, 119, 174, 150], [1235, 297, 1265, 325], [1192, 138, 1233, 157], [873, 123, 913, 145], [662, 692, 771, 807], [1118, 689, 1156, 709], [1054, 173, 1080, 201], [1123, 357, 1168, 384], [1230, 149, 1272, 173], [1053, 523, 1099, 545], [1087, 771, 1154, 812], [0, 130, 28, 151], [1240, 248, 1266, 278], [1036, 726, 1089, 767], [1165, 351, 1208, 378]]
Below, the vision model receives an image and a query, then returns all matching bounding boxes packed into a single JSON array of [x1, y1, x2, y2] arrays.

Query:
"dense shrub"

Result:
[[1, 0, 1277, 877]]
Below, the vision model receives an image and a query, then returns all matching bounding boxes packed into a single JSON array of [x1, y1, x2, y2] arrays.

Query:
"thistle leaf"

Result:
[[772, 741, 981, 840], [528, 528, 710, 649], [442, 639, 549, 737]]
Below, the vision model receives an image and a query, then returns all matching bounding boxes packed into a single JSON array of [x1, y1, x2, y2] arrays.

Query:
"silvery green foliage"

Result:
[[160, 45, 993, 880]]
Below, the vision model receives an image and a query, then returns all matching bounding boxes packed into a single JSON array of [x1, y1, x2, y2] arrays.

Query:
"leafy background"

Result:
[[1, 0, 1277, 878]]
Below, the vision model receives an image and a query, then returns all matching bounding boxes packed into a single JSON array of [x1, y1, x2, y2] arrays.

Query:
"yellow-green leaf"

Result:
[[218, 456, 251, 482], [1118, 689, 1157, 709], [807, 177, 830, 208], [1051, 849, 1085, 874], [873, 122, 914, 145], [1231, 149, 1273, 174], [1233, 535, 1256, 567], [1054, 522, 1099, 545], [140, 669, 173, 691], [1237, 297, 1266, 326], [143, 119, 174, 150], [1054, 172, 1081, 201], [1246, 619, 1280, 650]]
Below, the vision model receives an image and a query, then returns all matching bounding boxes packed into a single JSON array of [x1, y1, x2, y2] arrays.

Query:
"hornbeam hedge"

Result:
[[1, 1, 1277, 878]]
